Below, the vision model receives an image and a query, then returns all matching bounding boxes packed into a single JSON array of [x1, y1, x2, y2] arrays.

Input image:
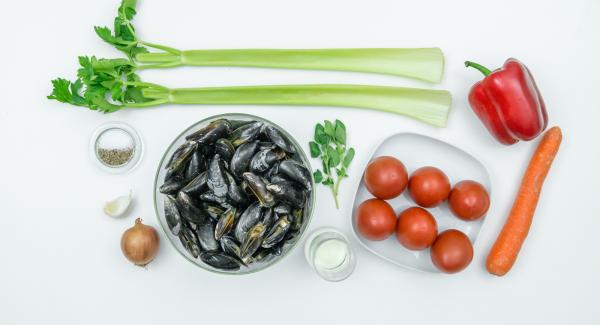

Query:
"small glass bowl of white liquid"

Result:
[[304, 228, 356, 282]]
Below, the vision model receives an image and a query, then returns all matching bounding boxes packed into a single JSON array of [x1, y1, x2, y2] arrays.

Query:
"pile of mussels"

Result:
[[160, 118, 312, 271]]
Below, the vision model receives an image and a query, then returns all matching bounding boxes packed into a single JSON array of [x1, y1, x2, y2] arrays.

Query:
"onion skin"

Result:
[[121, 218, 160, 266]]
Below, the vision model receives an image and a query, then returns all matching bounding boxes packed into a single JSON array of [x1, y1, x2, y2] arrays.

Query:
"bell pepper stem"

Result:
[[465, 61, 493, 76]]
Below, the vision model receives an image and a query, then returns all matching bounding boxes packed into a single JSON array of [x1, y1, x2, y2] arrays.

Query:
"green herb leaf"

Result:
[[119, 0, 138, 21], [315, 124, 329, 145], [93, 0, 148, 59], [336, 168, 347, 177], [343, 148, 355, 168], [110, 83, 123, 100], [313, 170, 323, 183], [47, 78, 87, 107], [327, 145, 340, 167], [324, 120, 335, 138], [322, 178, 334, 186], [309, 141, 321, 158], [335, 119, 346, 144]]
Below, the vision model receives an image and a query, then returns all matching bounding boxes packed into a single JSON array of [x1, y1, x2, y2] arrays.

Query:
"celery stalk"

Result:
[[136, 48, 445, 83], [141, 84, 452, 127]]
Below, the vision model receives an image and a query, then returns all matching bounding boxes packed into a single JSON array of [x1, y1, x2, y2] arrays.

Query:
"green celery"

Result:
[[96, 0, 445, 83], [141, 84, 451, 127], [136, 48, 445, 83]]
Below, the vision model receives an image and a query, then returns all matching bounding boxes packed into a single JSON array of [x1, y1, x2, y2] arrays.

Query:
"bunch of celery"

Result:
[[49, 0, 452, 127]]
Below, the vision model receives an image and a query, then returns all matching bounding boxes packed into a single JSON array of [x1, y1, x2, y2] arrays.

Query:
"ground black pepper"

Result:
[[97, 147, 134, 167]]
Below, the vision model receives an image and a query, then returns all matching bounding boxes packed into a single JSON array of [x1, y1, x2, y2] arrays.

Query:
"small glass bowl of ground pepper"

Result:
[[90, 122, 143, 174]]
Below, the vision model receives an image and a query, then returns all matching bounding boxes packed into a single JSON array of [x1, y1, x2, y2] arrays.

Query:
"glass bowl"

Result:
[[154, 113, 315, 275], [89, 122, 143, 174]]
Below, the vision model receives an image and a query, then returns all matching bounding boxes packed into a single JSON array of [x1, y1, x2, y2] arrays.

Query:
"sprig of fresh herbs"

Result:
[[309, 120, 355, 209], [47, 56, 165, 113], [93, 0, 149, 59]]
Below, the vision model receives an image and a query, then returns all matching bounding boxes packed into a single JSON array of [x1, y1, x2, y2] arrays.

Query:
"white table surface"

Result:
[[1, 0, 598, 324]]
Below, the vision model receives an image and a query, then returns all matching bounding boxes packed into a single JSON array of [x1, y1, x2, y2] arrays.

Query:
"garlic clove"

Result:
[[104, 190, 133, 218]]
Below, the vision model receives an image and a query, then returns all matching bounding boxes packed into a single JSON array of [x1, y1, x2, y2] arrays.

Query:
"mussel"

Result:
[[291, 208, 304, 232], [249, 148, 285, 174], [214, 207, 237, 240], [234, 202, 263, 242], [196, 219, 219, 251], [180, 171, 208, 196], [160, 176, 186, 195], [200, 251, 240, 270], [241, 222, 267, 258], [164, 195, 182, 236], [215, 138, 235, 163], [266, 181, 306, 208], [273, 202, 292, 216], [186, 119, 232, 144], [202, 203, 225, 221], [230, 141, 259, 178], [229, 121, 263, 147], [167, 141, 197, 174], [225, 172, 247, 206], [207, 154, 229, 198], [243, 172, 275, 207], [279, 160, 312, 190], [220, 236, 243, 261], [179, 227, 201, 258], [184, 150, 203, 181], [263, 125, 296, 153], [261, 208, 277, 230], [199, 191, 226, 206], [264, 161, 281, 180], [176, 191, 208, 224], [262, 215, 291, 248]]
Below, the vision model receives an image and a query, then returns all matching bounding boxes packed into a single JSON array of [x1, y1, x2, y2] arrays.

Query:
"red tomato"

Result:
[[395, 207, 438, 250], [356, 199, 397, 241], [449, 180, 490, 221], [408, 166, 451, 207], [430, 229, 473, 273], [363, 156, 408, 200]]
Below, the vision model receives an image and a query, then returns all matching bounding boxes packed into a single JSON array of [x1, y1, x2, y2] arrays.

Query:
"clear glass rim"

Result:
[[153, 113, 316, 275], [303, 227, 356, 282]]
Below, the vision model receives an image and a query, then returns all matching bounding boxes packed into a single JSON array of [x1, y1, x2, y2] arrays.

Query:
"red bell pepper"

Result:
[[465, 58, 548, 145]]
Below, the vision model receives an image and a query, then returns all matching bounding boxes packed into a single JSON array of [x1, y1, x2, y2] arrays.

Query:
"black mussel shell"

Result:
[[215, 138, 235, 163], [249, 148, 285, 174], [164, 195, 182, 236], [263, 125, 296, 153], [266, 181, 306, 208], [196, 219, 219, 251], [186, 119, 232, 144], [207, 154, 229, 198], [278, 160, 312, 190], [229, 121, 263, 147], [230, 140, 259, 178], [200, 251, 241, 270]]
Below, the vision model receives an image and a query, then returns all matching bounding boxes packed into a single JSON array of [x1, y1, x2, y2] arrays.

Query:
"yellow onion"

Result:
[[121, 218, 160, 266]]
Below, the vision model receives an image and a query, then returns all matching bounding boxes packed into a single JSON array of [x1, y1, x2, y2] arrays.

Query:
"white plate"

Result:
[[351, 133, 491, 273]]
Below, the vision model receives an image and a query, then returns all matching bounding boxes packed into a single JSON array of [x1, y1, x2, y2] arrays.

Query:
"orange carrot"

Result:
[[486, 126, 562, 276]]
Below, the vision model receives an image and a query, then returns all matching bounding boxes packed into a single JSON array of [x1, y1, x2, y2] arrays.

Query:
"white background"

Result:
[[1, 0, 598, 324]]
